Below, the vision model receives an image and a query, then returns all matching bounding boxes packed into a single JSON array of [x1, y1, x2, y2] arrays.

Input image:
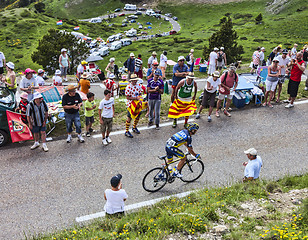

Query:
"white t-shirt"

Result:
[[291, 47, 297, 59], [36, 75, 45, 86], [159, 54, 167, 68], [244, 156, 262, 179], [205, 76, 221, 93], [259, 51, 265, 62], [77, 64, 84, 74], [209, 52, 218, 66], [0, 52, 5, 67], [20, 76, 38, 101], [53, 76, 62, 85], [104, 189, 128, 214], [99, 98, 114, 118], [277, 55, 290, 75], [148, 56, 157, 67]]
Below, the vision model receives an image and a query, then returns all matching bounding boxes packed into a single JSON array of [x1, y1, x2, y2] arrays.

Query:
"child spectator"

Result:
[[104, 174, 128, 216], [36, 69, 45, 86], [84, 92, 96, 137], [98, 89, 114, 145], [53, 69, 62, 86], [103, 73, 118, 97], [16, 92, 29, 124]]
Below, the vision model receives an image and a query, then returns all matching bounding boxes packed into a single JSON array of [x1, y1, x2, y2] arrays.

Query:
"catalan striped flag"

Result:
[[56, 20, 63, 25], [74, 26, 80, 31], [127, 100, 148, 119], [168, 99, 197, 119]]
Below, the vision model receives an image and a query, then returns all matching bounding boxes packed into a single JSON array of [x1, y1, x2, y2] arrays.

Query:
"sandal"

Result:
[[268, 104, 273, 108], [262, 103, 267, 107], [224, 110, 231, 117], [215, 111, 220, 118]]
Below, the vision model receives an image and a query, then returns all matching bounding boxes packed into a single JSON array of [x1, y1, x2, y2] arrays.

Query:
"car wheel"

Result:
[[0, 130, 8, 147]]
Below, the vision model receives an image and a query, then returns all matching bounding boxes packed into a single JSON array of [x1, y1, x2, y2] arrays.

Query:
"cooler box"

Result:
[[199, 64, 207, 72], [232, 91, 246, 109]]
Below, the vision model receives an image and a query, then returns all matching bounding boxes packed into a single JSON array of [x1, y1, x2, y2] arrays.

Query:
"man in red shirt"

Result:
[[285, 52, 305, 108]]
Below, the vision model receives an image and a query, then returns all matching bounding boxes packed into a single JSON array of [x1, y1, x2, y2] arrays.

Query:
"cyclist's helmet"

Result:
[[186, 122, 199, 132]]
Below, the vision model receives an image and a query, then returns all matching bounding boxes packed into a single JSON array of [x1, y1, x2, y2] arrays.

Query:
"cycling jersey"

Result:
[[166, 129, 192, 148]]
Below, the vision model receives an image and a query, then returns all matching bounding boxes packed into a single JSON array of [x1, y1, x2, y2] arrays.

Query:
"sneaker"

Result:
[[172, 168, 183, 178], [283, 99, 290, 103], [285, 103, 294, 108], [86, 132, 90, 137], [224, 110, 231, 117], [148, 121, 153, 127], [66, 135, 72, 143], [125, 131, 133, 138], [155, 124, 160, 130], [89, 128, 94, 132], [195, 113, 200, 119], [207, 116, 212, 122], [102, 138, 108, 145], [172, 119, 177, 128], [42, 144, 48, 152], [132, 127, 140, 134], [305, 87, 308, 91], [30, 142, 40, 150], [78, 135, 85, 143], [106, 136, 112, 143], [215, 111, 220, 118]]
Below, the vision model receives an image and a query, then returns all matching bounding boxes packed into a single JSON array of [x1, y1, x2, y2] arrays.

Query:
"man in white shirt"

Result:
[[20, 68, 39, 101], [276, 49, 290, 102], [242, 148, 262, 182], [208, 48, 218, 76], [260, 47, 266, 66], [148, 51, 158, 68], [0, 51, 6, 79], [291, 44, 298, 60]]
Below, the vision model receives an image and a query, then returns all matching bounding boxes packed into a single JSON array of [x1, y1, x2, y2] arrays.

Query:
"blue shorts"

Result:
[[32, 126, 46, 133], [165, 146, 185, 161]]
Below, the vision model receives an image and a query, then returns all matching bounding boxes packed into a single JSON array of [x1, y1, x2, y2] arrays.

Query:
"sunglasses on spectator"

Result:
[[179, 60, 184, 62], [154, 64, 158, 66]]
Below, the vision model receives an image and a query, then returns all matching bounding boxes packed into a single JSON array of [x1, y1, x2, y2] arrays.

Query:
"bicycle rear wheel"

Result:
[[142, 167, 168, 192], [179, 159, 204, 183]]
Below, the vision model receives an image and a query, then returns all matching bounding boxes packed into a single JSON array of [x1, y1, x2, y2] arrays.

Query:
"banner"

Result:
[[168, 99, 197, 119], [127, 100, 147, 119], [6, 111, 33, 143]]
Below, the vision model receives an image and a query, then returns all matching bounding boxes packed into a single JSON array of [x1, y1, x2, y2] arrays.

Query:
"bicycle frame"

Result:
[[159, 152, 191, 171]]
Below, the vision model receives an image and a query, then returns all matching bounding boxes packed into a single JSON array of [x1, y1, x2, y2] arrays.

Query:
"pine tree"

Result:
[[31, 29, 89, 74], [203, 17, 244, 64], [255, 13, 263, 24]]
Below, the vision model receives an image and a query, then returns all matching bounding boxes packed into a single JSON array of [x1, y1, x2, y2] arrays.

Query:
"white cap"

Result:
[[244, 148, 257, 155], [190, 49, 194, 53], [214, 47, 219, 51], [6, 62, 14, 69], [261, 47, 265, 50], [61, 48, 67, 53], [220, 47, 224, 50], [38, 69, 45, 74], [110, 57, 115, 62], [178, 56, 185, 61], [55, 69, 61, 75], [109, 73, 115, 79], [33, 92, 43, 100], [213, 71, 220, 77], [273, 57, 280, 62], [130, 52, 135, 57]]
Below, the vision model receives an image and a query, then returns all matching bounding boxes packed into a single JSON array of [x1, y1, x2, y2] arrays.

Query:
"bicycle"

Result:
[[142, 152, 204, 192]]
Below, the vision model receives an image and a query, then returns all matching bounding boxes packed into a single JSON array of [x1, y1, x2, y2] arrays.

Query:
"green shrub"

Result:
[[15, 54, 24, 59], [20, 10, 31, 18]]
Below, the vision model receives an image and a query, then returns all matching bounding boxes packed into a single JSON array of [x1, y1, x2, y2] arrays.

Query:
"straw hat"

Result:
[[81, 72, 88, 78], [129, 74, 140, 81], [186, 72, 195, 79], [66, 84, 78, 91], [6, 62, 14, 70]]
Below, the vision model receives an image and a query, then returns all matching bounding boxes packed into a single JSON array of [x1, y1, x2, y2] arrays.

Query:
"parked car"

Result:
[[135, 11, 142, 15], [0, 87, 16, 147], [130, 19, 136, 23], [165, 13, 172, 17], [155, 33, 162, 37], [110, 41, 122, 51], [173, 16, 178, 21], [164, 17, 169, 21], [155, 10, 162, 14], [124, 4, 137, 11], [138, 7, 146, 11], [138, 25, 143, 29], [121, 23, 127, 27], [130, 15, 138, 19], [169, 30, 177, 35], [146, 9, 155, 16], [118, 13, 125, 17], [114, 33, 123, 40], [114, 8, 121, 12], [107, 35, 116, 42], [89, 17, 102, 23]]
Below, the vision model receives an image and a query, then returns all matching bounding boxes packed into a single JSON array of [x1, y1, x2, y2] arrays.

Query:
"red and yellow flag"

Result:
[[168, 99, 197, 119], [127, 100, 148, 119]]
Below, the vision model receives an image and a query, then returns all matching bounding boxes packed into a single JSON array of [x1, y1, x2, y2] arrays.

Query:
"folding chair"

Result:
[[256, 66, 268, 84]]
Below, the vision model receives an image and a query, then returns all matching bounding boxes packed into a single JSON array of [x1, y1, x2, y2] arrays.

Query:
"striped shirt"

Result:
[[135, 58, 143, 68], [26, 100, 48, 126]]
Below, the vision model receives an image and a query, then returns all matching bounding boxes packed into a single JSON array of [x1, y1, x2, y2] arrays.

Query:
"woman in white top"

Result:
[[105, 57, 115, 78], [104, 174, 128, 216], [59, 48, 70, 81], [159, 51, 168, 79]]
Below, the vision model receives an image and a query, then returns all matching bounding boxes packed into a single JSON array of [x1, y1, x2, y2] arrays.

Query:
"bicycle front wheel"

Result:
[[142, 167, 168, 192], [180, 159, 204, 183]]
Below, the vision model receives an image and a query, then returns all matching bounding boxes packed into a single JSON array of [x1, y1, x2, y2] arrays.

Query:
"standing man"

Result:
[[127, 53, 135, 79], [216, 65, 238, 117], [276, 49, 290, 102], [135, 54, 143, 79], [159, 51, 168, 80], [171, 56, 189, 103], [26, 92, 49, 152], [291, 43, 298, 60], [285, 52, 305, 108], [62, 85, 85, 143], [242, 148, 263, 182], [208, 47, 218, 76], [250, 47, 260, 74], [20, 68, 39, 101], [187, 49, 194, 69], [0, 50, 5, 80], [77, 60, 87, 80], [216, 47, 227, 72], [147, 61, 162, 80], [259, 47, 266, 66], [148, 51, 158, 68], [147, 70, 164, 129]]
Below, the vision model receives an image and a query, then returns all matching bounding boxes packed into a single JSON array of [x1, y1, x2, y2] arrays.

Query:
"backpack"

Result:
[[124, 59, 128, 68], [185, 55, 190, 62], [217, 52, 223, 62], [222, 71, 238, 85]]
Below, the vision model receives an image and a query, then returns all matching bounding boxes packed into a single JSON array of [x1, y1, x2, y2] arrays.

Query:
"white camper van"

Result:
[[124, 4, 137, 11], [126, 28, 137, 37], [90, 17, 102, 23], [121, 38, 132, 46], [110, 41, 122, 51], [99, 47, 110, 56]]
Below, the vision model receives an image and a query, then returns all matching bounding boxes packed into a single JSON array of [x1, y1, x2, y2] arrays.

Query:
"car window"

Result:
[[0, 88, 14, 105]]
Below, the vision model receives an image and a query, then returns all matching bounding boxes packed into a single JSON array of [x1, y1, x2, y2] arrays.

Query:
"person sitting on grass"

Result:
[[84, 92, 96, 137], [242, 148, 263, 182], [104, 174, 128, 217]]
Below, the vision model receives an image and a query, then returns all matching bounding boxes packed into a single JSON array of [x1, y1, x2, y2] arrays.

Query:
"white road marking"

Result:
[[76, 190, 193, 222], [293, 99, 308, 105]]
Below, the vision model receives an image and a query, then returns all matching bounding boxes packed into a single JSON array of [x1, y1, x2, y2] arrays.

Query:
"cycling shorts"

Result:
[[165, 146, 185, 161]]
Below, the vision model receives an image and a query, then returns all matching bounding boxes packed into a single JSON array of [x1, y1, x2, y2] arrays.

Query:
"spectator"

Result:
[[171, 56, 189, 103], [147, 70, 164, 129], [2, 62, 17, 93], [291, 43, 298, 60], [208, 47, 218, 76], [135, 54, 143, 79], [124, 74, 144, 138], [127, 53, 135, 79], [98, 89, 115, 145], [159, 51, 168, 79], [196, 71, 221, 122], [26, 92, 49, 152], [243, 148, 263, 182], [78, 72, 91, 95], [15, 92, 28, 124], [285, 52, 305, 108], [250, 47, 260, 74], [53, 69, 62, 86], [0, 50, 5, 80], [216, 47, 227, 72], [148, 51, 158, 68], [105, 57, 115, 78], [36, 69, 45, 86], [260, 47, 266, 66], [216, 65, 238, 117], [275, 49, 290, 102], [103, 73, 118, 97], [302, 45, 308, 91], [62, 84, 84, 143], [20, 68, 39, 101], [267, 47, 277, 65], [59, 48, 70, 82], [104, 174, 128, 216], [77, 60, 87, 80], [263, 57, 281, 108], [147, 61, 162, 80], [84, 92, 96, 137], [187, 49, 194, 69]]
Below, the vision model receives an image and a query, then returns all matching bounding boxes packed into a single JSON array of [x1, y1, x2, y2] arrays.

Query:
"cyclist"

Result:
[[165, 122, 201, 178]]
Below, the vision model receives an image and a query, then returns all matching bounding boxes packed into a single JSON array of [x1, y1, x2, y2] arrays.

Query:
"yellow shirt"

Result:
[[79, 78, 90, 95]]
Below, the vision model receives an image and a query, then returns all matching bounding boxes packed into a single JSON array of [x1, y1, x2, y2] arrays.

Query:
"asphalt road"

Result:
[[1, 97, 308, 239]]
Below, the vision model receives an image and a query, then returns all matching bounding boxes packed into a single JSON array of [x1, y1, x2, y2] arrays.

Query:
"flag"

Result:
[[74, 26, 80, 31], [56, 20, 63, 25], [168, 99, 197, 119], [127, 100, 148, 119], [6, 110, 33, 143]]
